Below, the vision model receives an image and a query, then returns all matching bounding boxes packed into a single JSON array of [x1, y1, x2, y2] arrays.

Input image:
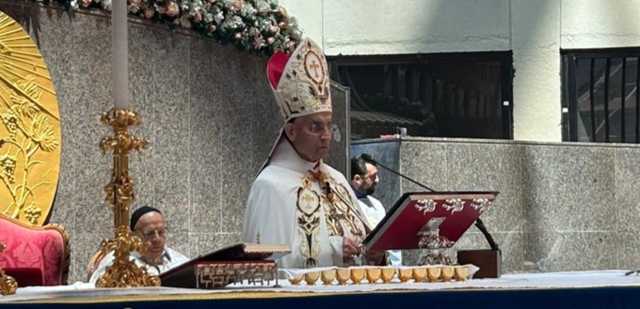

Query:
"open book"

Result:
[[160, 243, 290, 288], [363, 191, 498, 252]]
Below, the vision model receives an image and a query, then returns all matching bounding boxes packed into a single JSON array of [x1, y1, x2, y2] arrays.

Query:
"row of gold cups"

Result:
[[289, 265, 471, 286]]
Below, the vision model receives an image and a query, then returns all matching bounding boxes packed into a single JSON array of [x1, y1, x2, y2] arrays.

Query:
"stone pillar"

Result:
[[511, 0, 562, 141]]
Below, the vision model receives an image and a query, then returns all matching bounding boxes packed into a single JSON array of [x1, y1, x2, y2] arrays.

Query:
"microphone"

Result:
[[359, 153, 499, 251], [360, 154, 436, 192]]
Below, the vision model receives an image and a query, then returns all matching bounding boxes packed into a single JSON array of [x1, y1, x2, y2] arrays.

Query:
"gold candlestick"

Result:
[[96, 108, 159, 288], [0, 242, 17, 296]]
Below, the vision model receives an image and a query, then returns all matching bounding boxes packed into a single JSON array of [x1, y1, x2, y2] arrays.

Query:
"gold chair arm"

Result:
[[0, 242, 17, 296]]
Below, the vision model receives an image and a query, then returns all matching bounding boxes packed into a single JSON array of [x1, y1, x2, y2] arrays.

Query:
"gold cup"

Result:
[[381, 267, 396, 283], [412, 267, 427, 282], [350, 268, 365, 284], [441, 266, 454, 281], [321, 269, 336, 285], [454, 266, 469, 281], [366, 267, 382, 283], [305, 271, 320, 285], [398, 268, 413, 282], [427, 266, 442, 282], [336, 268, 351, 285], [288, 274, 304, 285]]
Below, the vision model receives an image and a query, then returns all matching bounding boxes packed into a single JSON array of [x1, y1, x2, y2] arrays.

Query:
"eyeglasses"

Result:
[[309, 120, 333, 135], [138, 226, 167, 240]]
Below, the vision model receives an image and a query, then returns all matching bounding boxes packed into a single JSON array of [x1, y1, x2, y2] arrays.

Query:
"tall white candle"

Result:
[[112, 0, 128, 108]]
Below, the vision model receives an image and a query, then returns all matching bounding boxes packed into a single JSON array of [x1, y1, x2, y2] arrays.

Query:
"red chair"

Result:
[[0, 214, 69, 286]]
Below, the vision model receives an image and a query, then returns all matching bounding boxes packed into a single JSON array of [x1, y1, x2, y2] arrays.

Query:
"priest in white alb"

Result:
[[242, 38, 381, 268]]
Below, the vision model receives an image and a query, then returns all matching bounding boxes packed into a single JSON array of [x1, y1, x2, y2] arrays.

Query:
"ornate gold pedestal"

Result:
[[0, 242, 17, 296], [96, 108, 159, 288], [416, 217, 452, 265]]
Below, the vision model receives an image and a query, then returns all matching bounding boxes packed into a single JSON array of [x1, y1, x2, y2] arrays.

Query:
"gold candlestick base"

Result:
[[0, 242, 17, 296], [95, 226, 160, 288], [96, 107, 159, 288]]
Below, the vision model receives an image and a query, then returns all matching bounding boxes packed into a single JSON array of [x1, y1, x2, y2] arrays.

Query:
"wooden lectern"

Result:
[[363, 191, 499, 276]]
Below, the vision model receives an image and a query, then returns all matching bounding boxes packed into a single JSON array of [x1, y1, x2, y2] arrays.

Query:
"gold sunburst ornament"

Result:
[[0, 11, 61, 226]]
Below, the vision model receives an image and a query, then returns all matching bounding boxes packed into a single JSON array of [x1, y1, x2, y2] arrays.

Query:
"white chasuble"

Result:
[[243, 139, 370, 268]]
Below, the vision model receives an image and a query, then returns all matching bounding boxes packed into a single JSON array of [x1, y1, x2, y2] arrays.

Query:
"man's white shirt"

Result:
[[89, 247, 188, 285]]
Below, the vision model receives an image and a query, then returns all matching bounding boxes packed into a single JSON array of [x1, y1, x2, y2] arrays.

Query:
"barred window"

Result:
[[562, 49, 640, 143], [329, 52, 514, 140]]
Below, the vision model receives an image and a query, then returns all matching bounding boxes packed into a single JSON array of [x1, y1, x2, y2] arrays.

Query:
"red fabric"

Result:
[[3, 267, 43, 287], [0, 218, 65, 286], [267, 51, 290, 89]]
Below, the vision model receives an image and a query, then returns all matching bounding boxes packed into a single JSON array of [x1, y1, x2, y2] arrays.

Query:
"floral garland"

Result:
[[33, 0, 302, 55]]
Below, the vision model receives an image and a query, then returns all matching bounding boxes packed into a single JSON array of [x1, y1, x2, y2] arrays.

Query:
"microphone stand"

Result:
[[360, 154, 435, 192], [474, 216, 500, 251], [361, 155, 500, 251]]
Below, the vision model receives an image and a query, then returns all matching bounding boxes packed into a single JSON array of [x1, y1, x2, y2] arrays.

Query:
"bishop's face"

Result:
[[285, 111, 333, 162]]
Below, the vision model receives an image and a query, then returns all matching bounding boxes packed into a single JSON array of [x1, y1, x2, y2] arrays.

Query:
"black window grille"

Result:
[[562, 48, 640, 143], [328, 52, 514, 140]]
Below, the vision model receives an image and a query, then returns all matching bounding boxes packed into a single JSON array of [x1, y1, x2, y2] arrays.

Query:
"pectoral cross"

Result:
[[308, 60, 322, 79]]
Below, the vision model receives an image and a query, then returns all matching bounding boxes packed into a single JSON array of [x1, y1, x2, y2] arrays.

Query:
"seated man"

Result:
[[243, 38, 378, 268], [89, 206, 188, 284], [351, 155, 402, 266]]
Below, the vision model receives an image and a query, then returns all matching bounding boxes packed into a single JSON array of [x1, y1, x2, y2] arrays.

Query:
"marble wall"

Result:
[[9, 3, 638, 282], [16, 3, 353, 283], [19, 6, 282, 282], [353, 137, 640, 273], [352, 138, 640, 272]]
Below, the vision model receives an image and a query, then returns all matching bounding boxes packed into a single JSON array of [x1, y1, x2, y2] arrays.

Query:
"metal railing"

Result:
[[562, 48, 640, 143], [330, 52, 514, 139]]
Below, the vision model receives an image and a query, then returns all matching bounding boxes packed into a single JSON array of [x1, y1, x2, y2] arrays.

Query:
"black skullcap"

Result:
[[130, 206, 162, 231]]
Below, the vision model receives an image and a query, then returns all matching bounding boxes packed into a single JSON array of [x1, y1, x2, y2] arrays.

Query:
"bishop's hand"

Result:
[[343, 236, 361, 264], [365, 249, 386, 266]]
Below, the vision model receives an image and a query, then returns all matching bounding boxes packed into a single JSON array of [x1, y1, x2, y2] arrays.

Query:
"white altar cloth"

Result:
[[2, 270, 640, 303]]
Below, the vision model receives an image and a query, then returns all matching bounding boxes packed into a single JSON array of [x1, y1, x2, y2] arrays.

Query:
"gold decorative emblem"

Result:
[[304, 50, 325, 84], [303, 169, 369, 265], [0, 242, 17, 295], [443, 198, 464, 214], [470, 198, 491, 213], [0, 12, 61, 226], [303, 48, 329, 104], [270, 38, 332, 121], [0, 270, 16, 296], [415, 199, 437, 214], [195, 262, 278, 288], [296, 178, 321, 268], [333, 184, 352, 205], [321, 178, 367, 238]]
